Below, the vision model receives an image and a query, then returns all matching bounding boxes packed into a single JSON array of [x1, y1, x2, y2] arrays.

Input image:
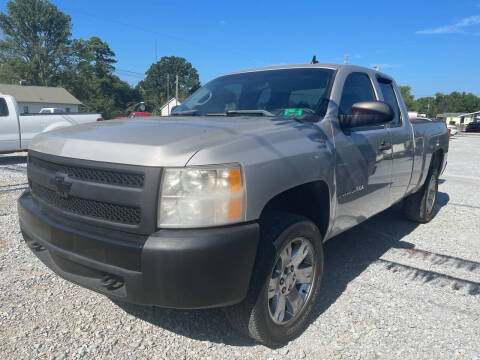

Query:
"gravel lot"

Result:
[[1, 134, 479, 360]]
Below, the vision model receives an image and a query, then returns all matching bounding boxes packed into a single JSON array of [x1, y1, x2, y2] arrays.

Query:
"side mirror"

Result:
[[340, 101, 394, 129]]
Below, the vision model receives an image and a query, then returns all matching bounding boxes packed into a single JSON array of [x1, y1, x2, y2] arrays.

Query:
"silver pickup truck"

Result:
[[18, 63, 448, 345], [0, 94, 102, 153]]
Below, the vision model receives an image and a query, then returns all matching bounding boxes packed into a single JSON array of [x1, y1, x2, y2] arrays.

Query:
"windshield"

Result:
[[172, 68, 334, 120]]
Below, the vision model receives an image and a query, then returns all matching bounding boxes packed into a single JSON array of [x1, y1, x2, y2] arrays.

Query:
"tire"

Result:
[[403, 166, 440, 223], [224, 212, 324, 346]]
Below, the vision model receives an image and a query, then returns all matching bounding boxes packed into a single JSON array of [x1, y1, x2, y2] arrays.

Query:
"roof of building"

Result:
[[0, 84, 82, 105], [436, 112, 466, 117], [458, 110, 480, 116]]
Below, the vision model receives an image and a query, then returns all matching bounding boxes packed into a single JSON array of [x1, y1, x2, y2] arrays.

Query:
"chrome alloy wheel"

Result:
[[267, 237, 316, 325], [426, 175, 437, 214]]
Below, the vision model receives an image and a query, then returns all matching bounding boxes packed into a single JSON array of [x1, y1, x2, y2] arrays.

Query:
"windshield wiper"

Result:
[[226, 110, 274, 117], [170, 109, 199, 116]]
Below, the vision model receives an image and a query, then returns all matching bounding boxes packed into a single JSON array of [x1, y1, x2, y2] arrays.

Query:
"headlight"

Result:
[[158, 164, 245, 228]]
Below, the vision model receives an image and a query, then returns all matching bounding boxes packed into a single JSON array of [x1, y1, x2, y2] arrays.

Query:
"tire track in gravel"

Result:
[[359, 223, 480, 292], [377, 259, 480, 295]]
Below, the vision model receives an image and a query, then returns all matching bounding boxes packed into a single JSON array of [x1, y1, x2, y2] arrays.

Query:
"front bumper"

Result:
[[18, 191, 260, 309]]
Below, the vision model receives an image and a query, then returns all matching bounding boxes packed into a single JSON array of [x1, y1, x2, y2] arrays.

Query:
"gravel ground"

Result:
[[1, 134, 479, 360]]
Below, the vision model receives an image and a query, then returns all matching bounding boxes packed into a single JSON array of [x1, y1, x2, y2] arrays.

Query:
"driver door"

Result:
[[332, 72, 393, 232]]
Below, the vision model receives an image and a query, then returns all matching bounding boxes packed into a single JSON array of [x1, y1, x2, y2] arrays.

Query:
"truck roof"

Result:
[[225, 63, 393, 81]]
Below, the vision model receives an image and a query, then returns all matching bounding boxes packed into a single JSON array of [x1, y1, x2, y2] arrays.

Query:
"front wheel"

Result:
[[224, 213, 324, 346]]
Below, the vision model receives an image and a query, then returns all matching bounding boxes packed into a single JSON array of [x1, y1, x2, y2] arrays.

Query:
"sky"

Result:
[[2, 0, 480, 98]]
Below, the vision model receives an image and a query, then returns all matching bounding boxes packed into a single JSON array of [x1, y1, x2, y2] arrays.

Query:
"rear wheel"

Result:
[[403, 166, 439, 223], [224, 213, 324, 346]]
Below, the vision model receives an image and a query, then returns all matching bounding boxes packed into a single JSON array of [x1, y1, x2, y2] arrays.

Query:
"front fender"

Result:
[[187, 119, 336, 222]]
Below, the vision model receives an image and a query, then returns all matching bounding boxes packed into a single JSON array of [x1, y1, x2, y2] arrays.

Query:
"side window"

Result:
[[378, 79, 401, 126], [23, 106, 29, 114], [339, 72, 376, 115], [0, 98, 9, 117]]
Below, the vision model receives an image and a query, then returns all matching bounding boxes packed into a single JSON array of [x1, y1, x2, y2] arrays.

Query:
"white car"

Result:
[[447, 125, 458, 135]]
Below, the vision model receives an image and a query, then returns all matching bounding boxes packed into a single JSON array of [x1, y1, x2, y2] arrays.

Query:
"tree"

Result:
[[60, 37, 140, 119], [415, 97, 436, 117], [137, 56, 200, 112], [399, 86, 416, 111], [398, 86, 480, 117], [0, 0, 72, 85]]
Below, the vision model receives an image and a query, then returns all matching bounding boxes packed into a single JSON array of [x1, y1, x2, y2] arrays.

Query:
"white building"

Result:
[[457, 111, 480, 124], [408, 111, 427, 119], [160, 97, 182, 116], [437, 112, 470, 125], [0, 84, 82, 114]]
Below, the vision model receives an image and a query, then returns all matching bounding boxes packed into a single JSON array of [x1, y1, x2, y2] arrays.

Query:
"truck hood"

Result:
[[29, 117, 298, 167]]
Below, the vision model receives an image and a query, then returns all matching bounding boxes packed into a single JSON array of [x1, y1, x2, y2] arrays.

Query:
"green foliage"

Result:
[[399, 86, 416, 111], [59, 36, 140, 119], [400, 85, 480, 117], [0, 0, 72, 86], [137, 56, 201, 113]]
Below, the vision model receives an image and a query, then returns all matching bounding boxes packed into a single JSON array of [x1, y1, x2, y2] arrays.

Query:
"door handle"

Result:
[[378, 141, 391, 151]]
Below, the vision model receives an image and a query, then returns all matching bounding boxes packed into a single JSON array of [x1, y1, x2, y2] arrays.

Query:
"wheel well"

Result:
[[260, 181, 330, 239]]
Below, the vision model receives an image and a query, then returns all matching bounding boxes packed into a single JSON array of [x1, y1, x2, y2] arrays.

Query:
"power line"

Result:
[[115, 68, 144, 76], [113, 69, 145, 80], [63, 6, 268, 65]]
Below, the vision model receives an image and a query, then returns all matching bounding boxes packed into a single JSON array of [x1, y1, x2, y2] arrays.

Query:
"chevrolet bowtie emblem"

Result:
[[52, 175, 72, 198]]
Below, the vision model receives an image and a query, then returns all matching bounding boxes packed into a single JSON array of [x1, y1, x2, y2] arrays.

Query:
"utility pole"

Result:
[[167, 74, 170, 115], [344, 54, 349, 64], [175, 75, 179, 106]]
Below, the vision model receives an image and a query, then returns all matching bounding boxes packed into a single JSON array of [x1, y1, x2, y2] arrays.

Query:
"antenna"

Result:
[[344, 54, 349, 64], [311, 55, 318, 64]]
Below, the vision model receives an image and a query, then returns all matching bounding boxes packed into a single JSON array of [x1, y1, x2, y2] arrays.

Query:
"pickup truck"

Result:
[[18, 64, 448, 345], [0, 94, 103, 153]]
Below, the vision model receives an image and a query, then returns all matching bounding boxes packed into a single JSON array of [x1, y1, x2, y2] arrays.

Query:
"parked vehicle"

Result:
[[114, 112, 151, 119], [466, 122, 480, 133], [447, 125, 458, 135], [39, 107, 65, 114], [0, 95, 102, 153], [18, 64, 449, 345]]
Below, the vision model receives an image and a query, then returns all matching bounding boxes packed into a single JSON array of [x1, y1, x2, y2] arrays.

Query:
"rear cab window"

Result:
[[378, 78, 402, 127], [0, 98, 9, 117]]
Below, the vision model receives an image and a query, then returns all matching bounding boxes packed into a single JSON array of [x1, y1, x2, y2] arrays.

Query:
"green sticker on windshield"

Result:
[[283, 109, 303, 116]]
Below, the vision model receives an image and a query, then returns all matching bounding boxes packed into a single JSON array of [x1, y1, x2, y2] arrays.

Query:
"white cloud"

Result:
[[219, 20, 227, 25], [416, 14, 480, 34]]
